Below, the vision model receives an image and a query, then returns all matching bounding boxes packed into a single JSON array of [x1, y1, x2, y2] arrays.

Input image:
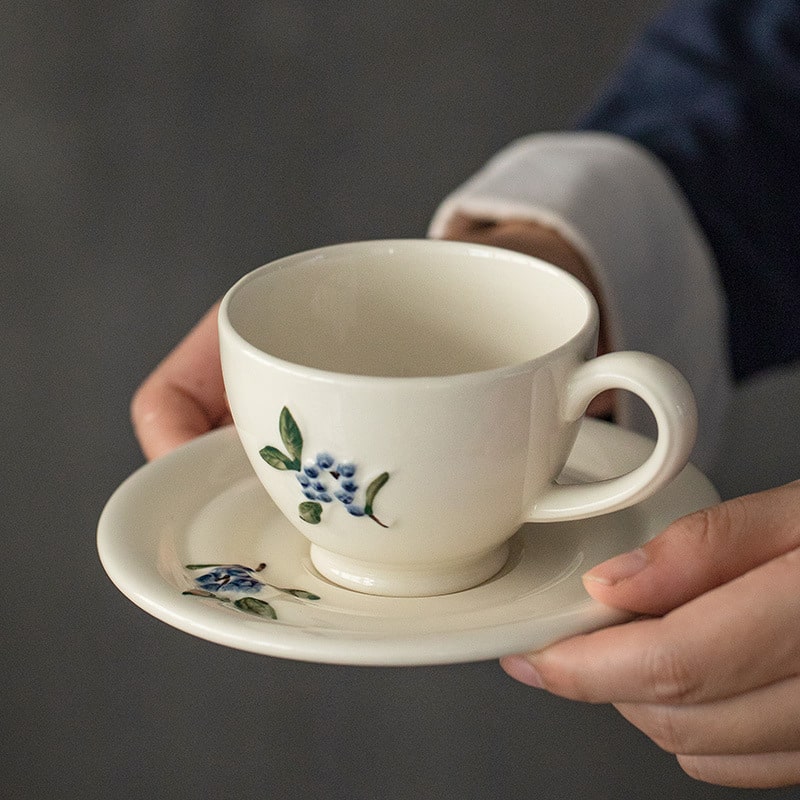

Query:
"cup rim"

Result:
[[218, 238, 598, 386]]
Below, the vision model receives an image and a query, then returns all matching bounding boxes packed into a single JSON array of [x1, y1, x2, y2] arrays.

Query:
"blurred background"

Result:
[[4, 2, 800, 798]]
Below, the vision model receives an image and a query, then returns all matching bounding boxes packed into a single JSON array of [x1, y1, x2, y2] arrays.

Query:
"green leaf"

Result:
[[234, 597, 277, 619], [259, 445, 300, 471], [298, 501, 323, 524], [280, 588, 321, 600], [279, 406, 303, 463], [364, 472, 390, 515], [185, 564, 221, 570], [182, 590, 232, 604]]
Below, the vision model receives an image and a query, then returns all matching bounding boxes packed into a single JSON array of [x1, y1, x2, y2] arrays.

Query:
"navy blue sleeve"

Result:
[[578, 0, 800, 380]]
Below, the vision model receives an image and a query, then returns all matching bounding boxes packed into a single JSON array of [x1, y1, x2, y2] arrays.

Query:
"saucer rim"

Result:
[[97, 422, 719, 666]]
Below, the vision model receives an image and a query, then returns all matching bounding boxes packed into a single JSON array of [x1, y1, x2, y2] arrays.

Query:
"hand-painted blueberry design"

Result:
[[191, 564, 266, 593], [259, 406, 390, 528], [182, 562, 320, 621]]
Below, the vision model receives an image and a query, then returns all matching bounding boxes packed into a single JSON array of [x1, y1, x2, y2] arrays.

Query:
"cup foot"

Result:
[[309, 543, 510, 597]]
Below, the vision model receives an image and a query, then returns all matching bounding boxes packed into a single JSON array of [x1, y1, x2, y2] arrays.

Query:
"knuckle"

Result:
[[674, 754, 760, 788], [682, 502, 735, 552], [675, 754, 713, 784], [644, 638, 702, 704], [130, 378, 161, 426], [638, 705, 695, 754]]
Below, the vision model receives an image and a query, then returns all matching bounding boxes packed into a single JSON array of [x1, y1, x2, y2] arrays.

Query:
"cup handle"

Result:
[[527, 352, 698, 521]]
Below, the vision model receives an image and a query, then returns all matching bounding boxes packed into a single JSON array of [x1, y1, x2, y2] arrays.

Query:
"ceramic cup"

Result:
[[219, 239, 697, 597]]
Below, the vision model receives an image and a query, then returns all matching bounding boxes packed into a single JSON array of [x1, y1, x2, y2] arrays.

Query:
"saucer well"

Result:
[[97, 421, 719, 666]]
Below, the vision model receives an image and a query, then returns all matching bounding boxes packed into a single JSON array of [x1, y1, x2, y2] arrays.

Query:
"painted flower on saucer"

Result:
[[192, 564, 265, 593], [182, 562, 320, 621]]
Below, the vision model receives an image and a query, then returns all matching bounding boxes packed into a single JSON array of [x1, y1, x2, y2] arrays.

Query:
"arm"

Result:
[[431, 1, 800, 469], [458, 4, 800, 787], [580, 0, 800, 380], [429, 133, 731, 472]]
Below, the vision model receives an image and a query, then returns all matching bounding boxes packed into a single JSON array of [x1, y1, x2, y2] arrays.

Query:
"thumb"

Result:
[[582, 480, 800, 616]]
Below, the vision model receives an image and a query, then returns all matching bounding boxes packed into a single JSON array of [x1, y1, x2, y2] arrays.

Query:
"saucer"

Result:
[[97, 421, 718, 666]]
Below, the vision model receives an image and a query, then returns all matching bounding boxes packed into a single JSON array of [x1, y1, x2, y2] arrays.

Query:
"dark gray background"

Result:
[[4, 2, 800, 798]]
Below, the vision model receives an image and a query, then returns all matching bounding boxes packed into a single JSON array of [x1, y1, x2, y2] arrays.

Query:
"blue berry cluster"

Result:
[[192, 565, 265, 594], [296, 452, 367, 517], [260, 407, 389, 527]]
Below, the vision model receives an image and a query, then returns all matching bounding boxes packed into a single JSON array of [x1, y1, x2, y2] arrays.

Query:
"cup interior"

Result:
[[224, 240, 594, 378]]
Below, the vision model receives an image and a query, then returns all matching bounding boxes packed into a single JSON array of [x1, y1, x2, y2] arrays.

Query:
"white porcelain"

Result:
[[219, 239, 698, 596], [97, 420, 719, 666]]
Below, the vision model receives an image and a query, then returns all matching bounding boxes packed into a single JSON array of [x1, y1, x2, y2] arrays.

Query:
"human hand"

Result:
[[500, 481, 800, 789], [130, 301, 231, 461]]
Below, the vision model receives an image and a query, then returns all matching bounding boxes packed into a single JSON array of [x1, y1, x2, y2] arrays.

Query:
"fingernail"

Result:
[[501, 655, 545, 689], [583, 547, 648, 586]]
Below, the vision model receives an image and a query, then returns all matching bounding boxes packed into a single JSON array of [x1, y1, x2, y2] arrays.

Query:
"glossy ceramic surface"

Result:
[[219, 239, 698, 595], [97, 420, 718, 666]]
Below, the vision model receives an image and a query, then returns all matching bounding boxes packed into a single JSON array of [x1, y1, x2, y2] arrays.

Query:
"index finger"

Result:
[[502, 548, 800, 705], [130, 301, 231, 460]]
